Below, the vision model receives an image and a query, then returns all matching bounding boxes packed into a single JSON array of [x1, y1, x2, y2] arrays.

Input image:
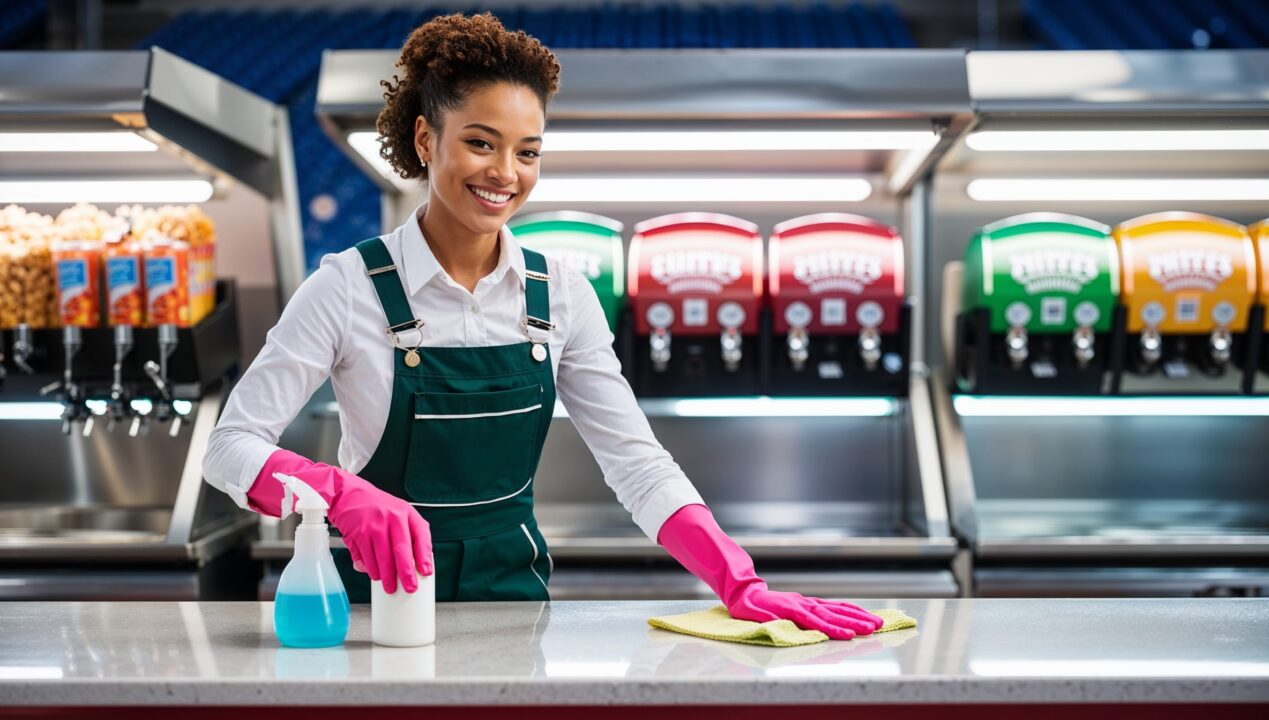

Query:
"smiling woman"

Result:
[[202, 11, 883, 642], [375, 13, 560, 289]]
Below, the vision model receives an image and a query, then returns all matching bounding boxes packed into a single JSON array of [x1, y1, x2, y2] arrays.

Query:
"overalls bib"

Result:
[[332, 237, 556, 603]]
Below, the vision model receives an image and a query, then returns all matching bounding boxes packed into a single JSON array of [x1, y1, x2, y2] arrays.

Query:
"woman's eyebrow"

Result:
[[462, 123, 541, 143]]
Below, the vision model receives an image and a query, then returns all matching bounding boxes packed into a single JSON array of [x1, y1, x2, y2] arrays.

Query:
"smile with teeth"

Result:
[[469, 185, 514, 204]]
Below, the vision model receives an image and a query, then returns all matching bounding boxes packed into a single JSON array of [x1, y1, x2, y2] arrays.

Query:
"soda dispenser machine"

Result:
[[956, 213, 1121, 395], [627, 213, 764, 397], [1111, 212, 1259, 395], [766, 214, 909, 396]]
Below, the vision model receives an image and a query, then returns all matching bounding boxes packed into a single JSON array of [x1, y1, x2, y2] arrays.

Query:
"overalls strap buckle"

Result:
[[367, 264, 398, 276], [386, 318, 424, 336], [525, 269, 550, 282], [524, 315, 554, 332]]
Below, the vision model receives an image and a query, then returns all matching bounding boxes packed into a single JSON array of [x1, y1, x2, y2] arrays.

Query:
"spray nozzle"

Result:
[[274, 472, 330, 525]]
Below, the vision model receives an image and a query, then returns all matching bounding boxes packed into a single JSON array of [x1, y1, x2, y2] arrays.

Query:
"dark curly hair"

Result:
[[376, 12, 561, 182]]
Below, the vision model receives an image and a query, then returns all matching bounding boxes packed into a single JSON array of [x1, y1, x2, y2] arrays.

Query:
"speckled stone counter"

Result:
[[1, 599, 1267, 712]]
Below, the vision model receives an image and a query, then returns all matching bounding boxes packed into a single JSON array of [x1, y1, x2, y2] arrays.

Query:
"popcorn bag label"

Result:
[[145, 253, 190, 326], [55, 256, 99, 327], [106, 255, 144, 326]]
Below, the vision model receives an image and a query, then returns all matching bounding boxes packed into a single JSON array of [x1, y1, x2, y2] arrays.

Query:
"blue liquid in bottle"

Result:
[[275, 591, 351, 648]]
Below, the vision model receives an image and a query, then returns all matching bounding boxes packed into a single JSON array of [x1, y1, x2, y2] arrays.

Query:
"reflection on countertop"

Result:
[[1, 599, 1267, 706]]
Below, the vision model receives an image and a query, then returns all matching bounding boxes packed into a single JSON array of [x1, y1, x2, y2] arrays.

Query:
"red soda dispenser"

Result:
[[768, 214, 908, 396], [628, 213, 763, 397]]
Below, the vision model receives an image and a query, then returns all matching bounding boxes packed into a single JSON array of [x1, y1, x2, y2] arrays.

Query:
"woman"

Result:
[[204, 12, 882, 640]]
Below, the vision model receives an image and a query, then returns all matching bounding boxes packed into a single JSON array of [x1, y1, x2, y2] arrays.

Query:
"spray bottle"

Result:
[[273, 472, 350, 648]]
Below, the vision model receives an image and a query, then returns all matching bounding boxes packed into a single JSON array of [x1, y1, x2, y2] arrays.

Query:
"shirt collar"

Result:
[[398, 202, 526, 297]]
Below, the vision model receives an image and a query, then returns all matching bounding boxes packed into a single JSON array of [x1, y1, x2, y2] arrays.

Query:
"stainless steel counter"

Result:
[[1, 599, 1266, 707]]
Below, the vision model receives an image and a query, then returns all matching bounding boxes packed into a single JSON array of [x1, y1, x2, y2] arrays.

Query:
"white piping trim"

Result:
[[408, 475, 533, 508], [521, 523, 550, 595], [414, 403, 542, 420]]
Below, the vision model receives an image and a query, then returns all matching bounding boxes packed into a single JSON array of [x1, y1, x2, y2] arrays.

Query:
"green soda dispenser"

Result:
[[957, 213, 1119, 395], [509, 211, 626, 333]]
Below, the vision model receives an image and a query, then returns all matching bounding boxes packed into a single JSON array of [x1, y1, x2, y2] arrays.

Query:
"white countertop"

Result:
[[2, 599, 1267, 706]]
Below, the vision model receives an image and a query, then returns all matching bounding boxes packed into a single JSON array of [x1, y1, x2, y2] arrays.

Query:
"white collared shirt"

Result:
[[203, 205, 703, 541]]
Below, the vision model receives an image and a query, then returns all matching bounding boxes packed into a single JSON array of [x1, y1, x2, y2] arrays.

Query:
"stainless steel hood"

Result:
[[0, 47, 305, 302]]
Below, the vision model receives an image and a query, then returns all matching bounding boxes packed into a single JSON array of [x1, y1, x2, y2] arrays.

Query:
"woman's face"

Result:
[[414, 81, 545, 238]]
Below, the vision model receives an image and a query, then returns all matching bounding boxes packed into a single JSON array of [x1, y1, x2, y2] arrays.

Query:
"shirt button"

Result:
[[471, 306, 480, 314]]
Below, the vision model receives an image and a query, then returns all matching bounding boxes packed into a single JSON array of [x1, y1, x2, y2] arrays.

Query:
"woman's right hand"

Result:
[[329, 477, 433, 594], [248, 449, 433, 594]]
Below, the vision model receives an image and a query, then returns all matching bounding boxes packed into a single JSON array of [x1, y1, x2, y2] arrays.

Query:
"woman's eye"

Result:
[[520, 149, 542, 159], [466, 139, 492, 150]]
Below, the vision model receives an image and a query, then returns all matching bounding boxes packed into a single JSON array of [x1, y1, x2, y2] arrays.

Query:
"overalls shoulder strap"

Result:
[[355, 238, 419, 333], [521, 248, 551, 326]]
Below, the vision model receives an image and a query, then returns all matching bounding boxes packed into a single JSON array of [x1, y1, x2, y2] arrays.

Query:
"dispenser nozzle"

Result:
[[720, 327, 742, 371], [650, 328, 671, 372], [787, 328, 809, 371]]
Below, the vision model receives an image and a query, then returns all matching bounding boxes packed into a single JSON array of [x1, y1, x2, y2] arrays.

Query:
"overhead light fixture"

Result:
[[543, 130, 938, 152], [954, 395, 1269, 417], [0, 403, 63, 421], [529, 177, 872, 203], [0, 132, 157, 153], [554, 397, 898, 419], [0, 179, 214, 204], [967, 129, 1269, 152], [667, 397, 896, 417], [966, 178, 1269, 202]]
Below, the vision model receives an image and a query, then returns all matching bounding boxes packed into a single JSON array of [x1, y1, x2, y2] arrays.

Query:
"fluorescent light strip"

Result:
[[0, 180, 214, 204], [664, 397, 896, 418], [954, 395, 1269, 417], [966, 178, 1269, 202], [0, 403, 64, 421], [967, 129, 1269, 152], [0, 132, 157, 153], [529, 177, 872, 203], [543, 131, 938, 152]]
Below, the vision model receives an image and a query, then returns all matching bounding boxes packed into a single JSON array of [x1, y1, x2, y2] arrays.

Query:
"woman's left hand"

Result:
[[726, 582, 883, 640]]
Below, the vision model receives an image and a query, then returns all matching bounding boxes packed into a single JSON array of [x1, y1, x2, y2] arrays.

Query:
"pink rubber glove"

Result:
[[658, 504, 884, 640], [247, 448, 433, 594]]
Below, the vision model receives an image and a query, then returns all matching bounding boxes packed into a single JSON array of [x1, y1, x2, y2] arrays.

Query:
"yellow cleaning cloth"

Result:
[[647, 605, 917, 648]]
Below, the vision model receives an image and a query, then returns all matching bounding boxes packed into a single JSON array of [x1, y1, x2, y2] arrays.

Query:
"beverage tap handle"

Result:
[[143, 360, 171, 399]]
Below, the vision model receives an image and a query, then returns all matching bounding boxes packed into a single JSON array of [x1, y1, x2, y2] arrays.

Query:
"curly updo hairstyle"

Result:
[[376, 12, 561, 182]]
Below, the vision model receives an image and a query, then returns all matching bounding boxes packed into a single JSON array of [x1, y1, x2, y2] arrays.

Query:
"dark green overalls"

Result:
[[332, 237, 555, 603]]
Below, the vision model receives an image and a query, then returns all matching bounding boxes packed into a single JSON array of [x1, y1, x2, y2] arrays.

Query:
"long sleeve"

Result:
[[553, 267, 704, 541], [202, 255, 351, 509]]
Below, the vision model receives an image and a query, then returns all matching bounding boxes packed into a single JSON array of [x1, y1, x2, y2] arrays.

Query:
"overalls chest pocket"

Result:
[[405, 383, 544, 505]]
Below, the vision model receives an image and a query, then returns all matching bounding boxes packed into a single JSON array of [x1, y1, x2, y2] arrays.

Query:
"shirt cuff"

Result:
[[631, 485, 706, 543], [230, 444, 279, 512]]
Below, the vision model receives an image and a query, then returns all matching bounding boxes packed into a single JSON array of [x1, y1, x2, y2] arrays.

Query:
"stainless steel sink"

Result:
[[0, 505, 171, 545]]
